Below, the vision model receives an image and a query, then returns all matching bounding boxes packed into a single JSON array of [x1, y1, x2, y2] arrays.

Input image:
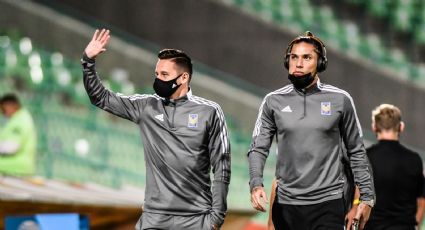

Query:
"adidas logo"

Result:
[[172, 83, 178, 88], [281, 106, 292, 112], [155, 114, 164, 122]]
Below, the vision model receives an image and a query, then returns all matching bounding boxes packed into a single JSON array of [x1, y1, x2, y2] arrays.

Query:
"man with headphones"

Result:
[[248, 31, 375, 230]]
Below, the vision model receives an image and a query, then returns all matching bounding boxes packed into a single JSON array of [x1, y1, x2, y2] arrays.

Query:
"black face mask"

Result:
[[288, 72, 315, 90], [153, 74, 183, 98]]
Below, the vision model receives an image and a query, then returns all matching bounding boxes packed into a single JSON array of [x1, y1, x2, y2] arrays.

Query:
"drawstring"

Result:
[[303, 92, 306, 118]]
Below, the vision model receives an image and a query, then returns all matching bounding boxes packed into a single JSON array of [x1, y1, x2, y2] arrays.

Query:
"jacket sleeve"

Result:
[[81, 53, 144, 123], [247, 96, 276, 191], [208, 105, 231, 228], [340, 94, 375, 202]]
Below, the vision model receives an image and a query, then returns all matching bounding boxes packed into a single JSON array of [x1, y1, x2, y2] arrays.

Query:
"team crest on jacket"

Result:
[[188, 114, 198, 128], [321, 102, 331, 115]]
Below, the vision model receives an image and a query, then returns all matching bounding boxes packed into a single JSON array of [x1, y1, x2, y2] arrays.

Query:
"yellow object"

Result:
[[353, 198, 360, 205]]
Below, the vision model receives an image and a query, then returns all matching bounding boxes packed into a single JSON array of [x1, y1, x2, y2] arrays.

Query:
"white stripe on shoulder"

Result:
[[189, 95, 227, 135], [188, 96, 229, 136], [189, 95, 221, 109], [115, 93, 161, 101], [318, 84, 363, 137], [252, 85, 294, 137], [270, 84, 294, 96]]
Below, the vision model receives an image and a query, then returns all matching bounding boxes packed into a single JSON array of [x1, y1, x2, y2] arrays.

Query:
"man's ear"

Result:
[[180, 72, 190, 84], [399, 121, 405, 133], [371, 122, 377, 133]]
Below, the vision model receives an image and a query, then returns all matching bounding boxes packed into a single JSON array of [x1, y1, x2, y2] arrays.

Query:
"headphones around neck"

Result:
[[284, 31, 328, 73]]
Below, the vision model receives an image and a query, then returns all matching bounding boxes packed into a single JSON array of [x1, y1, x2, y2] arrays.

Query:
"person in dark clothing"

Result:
[[362, 104, 425, 230], [248, 31, 375, 230], [82, 29, 230, 230]]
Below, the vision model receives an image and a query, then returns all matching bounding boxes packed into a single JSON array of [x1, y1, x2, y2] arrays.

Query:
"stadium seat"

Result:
[[366, 0, 390, 18], [225, 0, 425, 85]]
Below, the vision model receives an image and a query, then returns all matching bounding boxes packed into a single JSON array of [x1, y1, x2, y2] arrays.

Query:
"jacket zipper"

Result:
[[171, 103, 176, 128], [302, 90, 307, 119]]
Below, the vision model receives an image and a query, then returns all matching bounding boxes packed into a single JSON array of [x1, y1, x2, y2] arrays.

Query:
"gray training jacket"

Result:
[[248, 79, 375, 205], [81, 55, 231, 227]]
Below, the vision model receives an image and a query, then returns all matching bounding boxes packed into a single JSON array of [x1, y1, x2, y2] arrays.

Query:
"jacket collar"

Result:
[[163, 89, 192, 106], [294, 78, 322, 95]]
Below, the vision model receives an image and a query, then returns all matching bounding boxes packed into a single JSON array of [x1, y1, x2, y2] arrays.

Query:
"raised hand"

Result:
[[84, 29, 110, 59]]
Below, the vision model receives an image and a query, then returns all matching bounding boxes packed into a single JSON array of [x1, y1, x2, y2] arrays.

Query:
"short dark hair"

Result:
[[158, 49, 193, 78], [0, 93, 20, 106]]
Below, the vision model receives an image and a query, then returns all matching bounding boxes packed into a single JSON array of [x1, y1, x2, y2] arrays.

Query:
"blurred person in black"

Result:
[[348, 104, 425, 230]]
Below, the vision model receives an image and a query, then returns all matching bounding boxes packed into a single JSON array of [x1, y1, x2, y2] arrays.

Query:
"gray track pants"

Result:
[[135, 212, 213, 230]]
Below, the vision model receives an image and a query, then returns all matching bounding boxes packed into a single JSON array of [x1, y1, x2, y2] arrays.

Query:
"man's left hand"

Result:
[[345, 204, 358, 230], [354, 202, 372, 230]]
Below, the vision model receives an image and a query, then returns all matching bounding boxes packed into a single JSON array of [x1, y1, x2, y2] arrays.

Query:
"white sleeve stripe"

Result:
[[252, 85, 294, 137], [318, 84, 363, 137], [253, 101, 266, 137], [115, 93, 161, 101]]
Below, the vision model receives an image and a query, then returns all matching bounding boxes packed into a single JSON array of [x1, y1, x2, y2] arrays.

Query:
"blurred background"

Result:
[[0, 0, 424, 229]]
